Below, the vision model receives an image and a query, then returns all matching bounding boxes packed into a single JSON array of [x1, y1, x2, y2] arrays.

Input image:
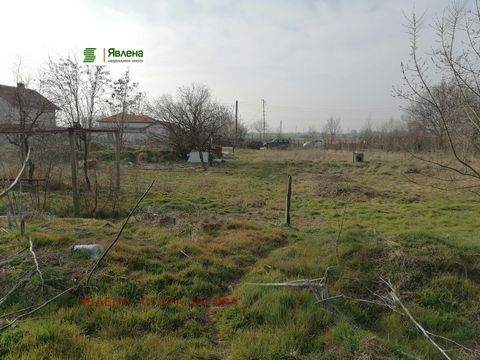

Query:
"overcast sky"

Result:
[[0, 0, 461, 132]]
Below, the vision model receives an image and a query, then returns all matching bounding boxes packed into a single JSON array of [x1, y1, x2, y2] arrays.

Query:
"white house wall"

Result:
[[97, 122, 168, 143], [0, 98, 56, 128], [0, 98, 12, 124], [146, 124, 167, 138]]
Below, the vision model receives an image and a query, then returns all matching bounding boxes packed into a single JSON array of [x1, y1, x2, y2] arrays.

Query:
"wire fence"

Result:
[[0, 129, 121, 218]]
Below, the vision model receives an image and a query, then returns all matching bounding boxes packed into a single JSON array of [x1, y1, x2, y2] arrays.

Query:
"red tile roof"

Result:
[[98, 113, 157, 124]]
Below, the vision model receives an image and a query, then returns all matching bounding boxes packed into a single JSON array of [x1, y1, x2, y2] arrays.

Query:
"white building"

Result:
[[97, 113, 168, 144], [0, 83, 59, 129]]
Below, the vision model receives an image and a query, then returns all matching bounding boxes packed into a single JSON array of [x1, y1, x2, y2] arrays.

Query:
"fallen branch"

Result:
[[0, 269, 34, 306], [316, 293, 401, 316], [0, 248, 27, 267], [86, 180, 155, 284], [246, 268, 332, 302], [384, 279, 452, 360], [29, 237, 44, 287], [0, 180, 155, 332], [425, 331, 478, 356], [0, 285, 77, 331], [0, 304, 38, 320], [244, 271, 474, 358]]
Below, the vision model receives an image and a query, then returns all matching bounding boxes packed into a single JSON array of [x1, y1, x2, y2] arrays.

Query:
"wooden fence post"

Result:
[[114, 130, 121, 192], [285, 175, 292, 226], [68, 128, 80, 215]]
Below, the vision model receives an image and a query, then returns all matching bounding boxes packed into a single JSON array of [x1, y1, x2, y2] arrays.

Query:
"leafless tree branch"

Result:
[[0, 147, 31, 200]]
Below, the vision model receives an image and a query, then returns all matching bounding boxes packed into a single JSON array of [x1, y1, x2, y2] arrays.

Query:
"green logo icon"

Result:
[[83, 48, 96, 63]]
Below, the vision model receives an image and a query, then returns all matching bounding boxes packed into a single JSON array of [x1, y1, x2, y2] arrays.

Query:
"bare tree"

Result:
[[81, 65, 110, 190], [6, 61, 57, 181], [106, 69, 144, 150], [251, 120, 268, 141], [41, 57, 110, 190], [396, 1, 480, 186], [215, 113, 248, 146], [150, 84, 230, 170], [359, 117, 375, 147], [306, 125, 318, 141], [322, 117, 341, 145]]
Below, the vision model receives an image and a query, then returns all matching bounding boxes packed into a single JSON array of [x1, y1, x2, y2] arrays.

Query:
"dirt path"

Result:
[[203, 236, 294, 359]]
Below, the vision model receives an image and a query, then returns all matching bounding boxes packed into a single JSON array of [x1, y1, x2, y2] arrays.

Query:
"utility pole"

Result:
[[262, 99, 266, 141], [279, 120, 282, 137], [234, 100, 238, 153]]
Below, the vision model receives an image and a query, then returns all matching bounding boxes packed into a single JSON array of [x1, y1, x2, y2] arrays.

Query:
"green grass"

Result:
[[1, 149, 479, 359]]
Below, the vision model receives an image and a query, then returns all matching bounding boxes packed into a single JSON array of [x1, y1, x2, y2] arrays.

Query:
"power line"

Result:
[[233, 101, 397, 112]]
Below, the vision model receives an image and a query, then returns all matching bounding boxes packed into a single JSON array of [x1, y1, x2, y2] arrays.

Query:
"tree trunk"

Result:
[[198, 150, 207, 171], [208, 142, 213, 167], [82, 134, 91, 191], [22, 137, 34, 182]]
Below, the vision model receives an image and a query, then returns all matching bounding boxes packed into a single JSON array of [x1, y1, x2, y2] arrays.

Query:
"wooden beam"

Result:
[[285, 175, 292, 226], [68, 129, 80, 214], [0, 127, 118, 135]]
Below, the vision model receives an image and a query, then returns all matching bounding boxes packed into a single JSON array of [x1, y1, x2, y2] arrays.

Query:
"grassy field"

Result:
[[1, 149, 479, 359]]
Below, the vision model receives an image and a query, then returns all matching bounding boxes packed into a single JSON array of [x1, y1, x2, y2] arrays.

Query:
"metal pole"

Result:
[[262, 99, 266, 141], [234, 100, 238, 153]]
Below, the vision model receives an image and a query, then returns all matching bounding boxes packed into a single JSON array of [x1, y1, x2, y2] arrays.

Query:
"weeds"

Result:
[[1, 149, 480, 358]]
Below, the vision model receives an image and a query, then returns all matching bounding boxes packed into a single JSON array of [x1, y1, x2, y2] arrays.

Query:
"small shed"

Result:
[[188, 151, 209, 163]]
